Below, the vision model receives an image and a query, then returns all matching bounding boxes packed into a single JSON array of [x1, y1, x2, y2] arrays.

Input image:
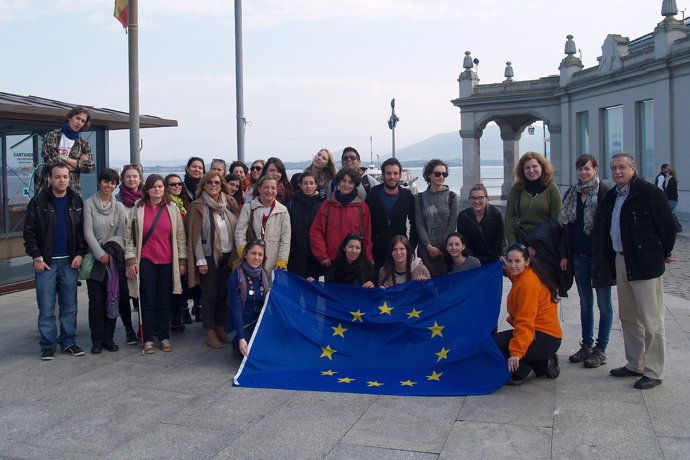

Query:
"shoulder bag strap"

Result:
[[142, 205, 165, 247]]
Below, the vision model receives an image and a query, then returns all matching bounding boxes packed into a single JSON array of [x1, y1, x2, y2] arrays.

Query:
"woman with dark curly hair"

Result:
[[505, 152, 561, 244], [414, 159, 458, 277], [325, 234, 376, 287]]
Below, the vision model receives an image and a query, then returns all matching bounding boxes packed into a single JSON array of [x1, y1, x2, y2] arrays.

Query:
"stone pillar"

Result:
[[549, 124, 563, 186], [500, 132, 520, 199], [459, 129, 481, 200]]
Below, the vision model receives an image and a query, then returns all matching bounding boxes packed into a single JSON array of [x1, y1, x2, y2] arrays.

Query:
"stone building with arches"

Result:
[[452, 0, 689, 219]]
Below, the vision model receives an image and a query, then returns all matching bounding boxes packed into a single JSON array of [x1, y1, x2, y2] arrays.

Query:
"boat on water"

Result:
[[363, 165, 419, 195]]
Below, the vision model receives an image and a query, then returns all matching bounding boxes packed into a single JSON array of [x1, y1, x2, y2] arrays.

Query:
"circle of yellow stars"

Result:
[[319, 299, 450, 388]]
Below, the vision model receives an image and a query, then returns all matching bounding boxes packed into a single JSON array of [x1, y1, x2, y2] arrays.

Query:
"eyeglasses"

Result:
[[469, 196, 486, 201], [212, 158, 226, 165], [249, 238, 266, 246], [432, 171, 449, 178], [251, 166, 263, 171], [167, 182, 183, 187], [123, 163, 143, 173], [342, 155, 358, 162], [206, 180, 222, 185], [506, 243, 527, 254]]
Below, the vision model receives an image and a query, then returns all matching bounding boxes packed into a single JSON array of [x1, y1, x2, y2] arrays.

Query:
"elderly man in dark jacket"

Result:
[[592, 153, 675, 390]]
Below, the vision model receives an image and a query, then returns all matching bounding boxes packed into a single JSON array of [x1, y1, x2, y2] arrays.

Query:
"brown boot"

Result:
[[206, 329, 223, 349], [215, 326, 231, 344]]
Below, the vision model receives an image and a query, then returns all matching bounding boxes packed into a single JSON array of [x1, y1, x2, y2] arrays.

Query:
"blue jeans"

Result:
[[35, 258, 79, 350], [573, 254, 613, 351]]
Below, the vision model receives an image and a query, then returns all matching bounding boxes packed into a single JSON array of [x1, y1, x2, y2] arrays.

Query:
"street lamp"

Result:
[[388, 99, 399, 157]]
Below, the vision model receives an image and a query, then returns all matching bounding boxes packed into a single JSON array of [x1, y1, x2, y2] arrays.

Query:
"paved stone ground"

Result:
[[1, 226, 689, 459], [664, 233, 690, 301]]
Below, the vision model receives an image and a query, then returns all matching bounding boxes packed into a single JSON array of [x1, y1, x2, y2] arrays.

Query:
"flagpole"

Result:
[[128, 0, 141, 165], [235, 0, 245, 162]]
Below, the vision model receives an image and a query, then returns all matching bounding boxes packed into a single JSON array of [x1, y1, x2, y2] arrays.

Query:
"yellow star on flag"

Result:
[[321, 370, 337, 376], [400, 380, 417, 387], [426, 371, 443, 381], [427, 321, 445, 338], [338, 377, 355, 384], [332, 323, 347, 338], [350, 309, 365, 322], [367, 381, 384, 387], [320, 345, 337, 360], [406, 308, 422, 319], [378, 301, 394, 315], [435, 347, 451, 362]]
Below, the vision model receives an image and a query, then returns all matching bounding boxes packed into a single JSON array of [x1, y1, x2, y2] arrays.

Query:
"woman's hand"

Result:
[[239, 338, 249, 357], [179, 264, 186, 276], [414, 275, 429, 281], [306, 277, 315, 282], [99, 254, 110, 264], [507, 355, 520, 373], [362, 281, 375, 289], [321, 258, 331, 267], [127, 264, 138, 280], [559, 258, 568, 272], [426, 243, 442, 258], [198, 264, 208, 275]]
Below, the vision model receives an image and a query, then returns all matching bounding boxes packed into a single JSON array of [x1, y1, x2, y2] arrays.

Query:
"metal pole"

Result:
[[392, 126, 396, 158], [235, 0, 245, 162], [128, 0, 140, 165]]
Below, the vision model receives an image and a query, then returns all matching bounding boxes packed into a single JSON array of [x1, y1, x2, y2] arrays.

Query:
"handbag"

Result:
[[78, 253, 96, 281]]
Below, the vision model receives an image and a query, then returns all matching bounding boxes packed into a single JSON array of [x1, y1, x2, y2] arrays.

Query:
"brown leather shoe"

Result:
[[215, 326, 231, 344], [143, 342, 155, 354], [160, 339, 173, 352], [206, 329, 223, 349]]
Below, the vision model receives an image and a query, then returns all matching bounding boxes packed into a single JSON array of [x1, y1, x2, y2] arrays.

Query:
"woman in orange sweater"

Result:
[[494, 243, 562, 385]]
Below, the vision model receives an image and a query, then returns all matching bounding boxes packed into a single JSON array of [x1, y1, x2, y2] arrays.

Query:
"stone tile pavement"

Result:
[[1, 232, 689, 459]]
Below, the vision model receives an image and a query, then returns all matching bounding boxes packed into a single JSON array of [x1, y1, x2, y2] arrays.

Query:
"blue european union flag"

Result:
[[234, 262, 509, 396]]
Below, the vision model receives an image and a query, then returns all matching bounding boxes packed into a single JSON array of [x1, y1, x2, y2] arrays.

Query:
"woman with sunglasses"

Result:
[[378, 235, 429, 287], [125, 174, 187, 354], [287, 172, 324, 280], [165, 174, 193, 329], [186, 171, 239, 349], [442, 232, 481, 275], [505, 151, 561, 244], [326, 234, 376, 287], [115, 164, 144, 345], [236, 175, 291, 275], [558, 154, 612, 368], [244, 159, 265, 204], [415, 159, 458, 277], [456, 183, 506, 265], [310, 167, 373, 269], [493, 243, 562, 385], [227, 239, 270, 358]]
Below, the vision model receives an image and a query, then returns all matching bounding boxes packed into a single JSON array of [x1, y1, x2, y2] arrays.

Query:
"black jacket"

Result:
[[365, 184, 418, 268], [23, 187, 86, 264], [665, 176, 678, 201], [287, 193, 324, 278], [456, 203, 506, 265], [592, 175, 675, 283], [559, 182, 613, 289]]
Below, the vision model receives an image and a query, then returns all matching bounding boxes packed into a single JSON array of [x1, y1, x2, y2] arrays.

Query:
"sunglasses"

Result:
[[432, 171, 449, 178], [251, 166, 263, 171], [167, 182, 183, 187], [249, 238, 266, 246], [342, 155, 358, 162], [206, 180, 222, 185]]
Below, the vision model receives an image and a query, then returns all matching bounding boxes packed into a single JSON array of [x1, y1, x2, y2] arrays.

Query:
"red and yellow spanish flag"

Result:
[[114, 0, 128, 29]]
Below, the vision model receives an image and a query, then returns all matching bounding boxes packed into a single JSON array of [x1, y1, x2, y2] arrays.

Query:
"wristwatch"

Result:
[[33, 256, 44, 263]]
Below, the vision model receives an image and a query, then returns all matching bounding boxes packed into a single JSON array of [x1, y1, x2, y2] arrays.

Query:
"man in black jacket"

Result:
[[592, 153, 675, 390], [24, 163, 87, 361], [365, 158, 418, 273]]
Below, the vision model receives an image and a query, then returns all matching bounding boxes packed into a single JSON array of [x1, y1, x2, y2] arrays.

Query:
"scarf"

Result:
[[168, 193, 187, 216], [331, 256, 367, 284], [202, 191, 235, 265], [184, 174, 200, 199], [105, 257, 120, 319], [524, 179, 547, 197], [61, 121, 80, 140], [559, 176, 599, 235], [334, 189, 357, 206], [118, 184, 143, 208], [92, 191, 117, 218], [236, 260, 269, 308]]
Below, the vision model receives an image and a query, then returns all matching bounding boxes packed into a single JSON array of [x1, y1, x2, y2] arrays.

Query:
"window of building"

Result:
[[603, 105, 623, 178], [638, 100, 654, 179], [576, 111, 590, 156]]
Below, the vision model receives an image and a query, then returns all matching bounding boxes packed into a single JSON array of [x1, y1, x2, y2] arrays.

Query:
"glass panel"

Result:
[[6, 134, 37, 234], [639, 100, 655, 179], [577, 111, 589, 155], [603, 106, 623, 178]]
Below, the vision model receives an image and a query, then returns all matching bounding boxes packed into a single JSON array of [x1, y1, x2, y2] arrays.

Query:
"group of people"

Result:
[[25, 106, 677, 391]]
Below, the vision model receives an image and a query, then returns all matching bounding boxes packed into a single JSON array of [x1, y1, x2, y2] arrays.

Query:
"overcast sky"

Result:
[[1, 0, 682, 164]]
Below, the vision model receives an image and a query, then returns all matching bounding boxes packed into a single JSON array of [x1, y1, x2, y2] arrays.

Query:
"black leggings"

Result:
[[494, 330, 561, 379]]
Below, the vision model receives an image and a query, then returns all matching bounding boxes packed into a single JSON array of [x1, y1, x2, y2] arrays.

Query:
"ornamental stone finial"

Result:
[[564, 35, 577, 55], [463, 51, 474, 71], [662, 0, 678, 17], [504, 61, 514, 82]]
